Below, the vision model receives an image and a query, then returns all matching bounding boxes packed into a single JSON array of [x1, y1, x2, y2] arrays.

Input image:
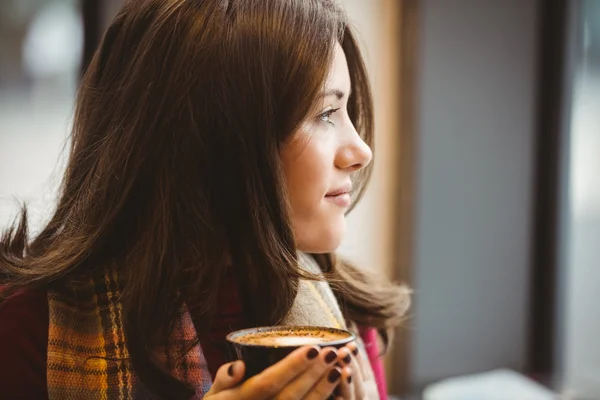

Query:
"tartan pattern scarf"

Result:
[[46, 254, 378, 399], [46, 267, 211, 399]]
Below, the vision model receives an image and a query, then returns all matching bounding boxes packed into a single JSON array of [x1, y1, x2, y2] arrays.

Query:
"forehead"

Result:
[[324, 43, 350, 92]]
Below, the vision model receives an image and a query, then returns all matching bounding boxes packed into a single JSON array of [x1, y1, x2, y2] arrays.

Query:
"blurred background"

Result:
[[0, 0, 598, 399]]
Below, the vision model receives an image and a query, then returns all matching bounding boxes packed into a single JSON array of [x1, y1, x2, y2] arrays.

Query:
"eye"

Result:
[[318, 107, 341, 126]]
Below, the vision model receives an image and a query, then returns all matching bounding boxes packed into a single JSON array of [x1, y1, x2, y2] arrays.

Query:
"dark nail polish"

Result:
[[307, 348, 319, 360], [325, 350, 337, 363], [227, 363, 235, 377], [347, 375, 353, 384], [328, 368, 341, 383], [343, 354, 352, 364], [352, 347, 359, 356], [334, 385, 342, 396]]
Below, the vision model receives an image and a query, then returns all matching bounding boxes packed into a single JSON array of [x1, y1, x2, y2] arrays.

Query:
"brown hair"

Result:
[[1, 0, 409, 398]]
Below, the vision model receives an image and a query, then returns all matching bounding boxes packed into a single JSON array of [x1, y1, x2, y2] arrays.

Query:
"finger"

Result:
[[346, 342, 366, 376], [240, 345, 321, 399], [333, 366, 353, 399], [333, 347, 354, 399], [303, 366, 344, 400], [345, 342, 366, 399], [274, 347, 339, 399], [206, 360, 245, 395], [337, 346, 353, 368]]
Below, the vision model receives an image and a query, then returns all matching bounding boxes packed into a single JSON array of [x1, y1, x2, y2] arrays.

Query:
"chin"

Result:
[[295, 218, 346, 254]]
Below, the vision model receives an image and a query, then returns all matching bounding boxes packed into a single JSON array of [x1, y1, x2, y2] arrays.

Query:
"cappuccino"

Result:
[[234, 328, 348, 347], [226, 326, 355, 380]]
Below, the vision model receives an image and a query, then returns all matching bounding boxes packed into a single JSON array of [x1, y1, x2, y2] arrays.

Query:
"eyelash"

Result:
[[318, 107, 341, 126]]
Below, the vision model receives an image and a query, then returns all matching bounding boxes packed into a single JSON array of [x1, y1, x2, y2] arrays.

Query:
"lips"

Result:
[[325, 183, 352, 208], [326, 183, 352, 197]]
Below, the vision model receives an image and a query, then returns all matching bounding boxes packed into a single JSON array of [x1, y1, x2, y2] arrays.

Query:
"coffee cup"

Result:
[[226, 325, 355, 380]]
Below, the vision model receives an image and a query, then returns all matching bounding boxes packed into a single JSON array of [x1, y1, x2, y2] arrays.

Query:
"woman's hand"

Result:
[[205, 345, 352, 399], [332, 343, 365, 399]]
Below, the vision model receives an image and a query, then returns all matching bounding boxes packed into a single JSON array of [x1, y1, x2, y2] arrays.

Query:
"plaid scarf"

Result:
[[46, 267, 211, 399], [46, 254, 378, 399]]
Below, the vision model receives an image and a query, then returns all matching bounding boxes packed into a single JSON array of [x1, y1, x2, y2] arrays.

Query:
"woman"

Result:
[[0, 0, 410, 399]]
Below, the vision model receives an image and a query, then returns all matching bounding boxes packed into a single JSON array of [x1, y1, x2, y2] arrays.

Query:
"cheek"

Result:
[[282, 137, 330, 214], [281, 139, 346, 253]]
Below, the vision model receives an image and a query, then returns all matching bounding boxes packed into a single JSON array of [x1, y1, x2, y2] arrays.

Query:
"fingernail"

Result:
[[307, 347, 319, 360], [334, 385, 342, 396], [328, 368, 341, 383], [342, 354, 352, 364], [325, 350, 337, 363], [347, 375, 352, 384], [352, 347, 359, 356], [227, 363, 235, 377]]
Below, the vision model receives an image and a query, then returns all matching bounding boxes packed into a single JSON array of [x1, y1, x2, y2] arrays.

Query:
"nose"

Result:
[[335, 128, 373, 172]]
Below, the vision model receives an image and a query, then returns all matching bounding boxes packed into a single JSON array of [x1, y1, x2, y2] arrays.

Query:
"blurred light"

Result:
[[22, 2, 82, 79]]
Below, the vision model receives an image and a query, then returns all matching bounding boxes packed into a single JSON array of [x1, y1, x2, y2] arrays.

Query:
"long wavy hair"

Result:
[[1, 0, 410, 398]]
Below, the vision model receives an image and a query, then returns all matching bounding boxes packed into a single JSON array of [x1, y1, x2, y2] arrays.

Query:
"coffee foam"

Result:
[[234, 328, 348, 347]]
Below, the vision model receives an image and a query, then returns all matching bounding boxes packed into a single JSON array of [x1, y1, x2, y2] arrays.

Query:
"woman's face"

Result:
[[281, 43, 372, 253]]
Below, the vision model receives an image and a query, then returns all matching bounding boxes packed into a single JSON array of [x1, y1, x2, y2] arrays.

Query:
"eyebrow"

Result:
[[320, 88, 351, 100]]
